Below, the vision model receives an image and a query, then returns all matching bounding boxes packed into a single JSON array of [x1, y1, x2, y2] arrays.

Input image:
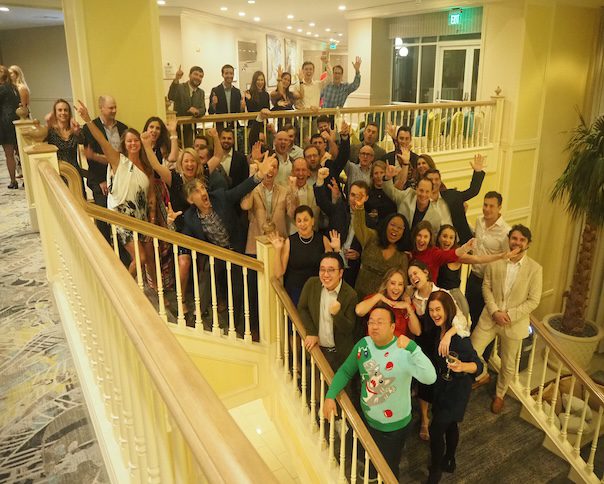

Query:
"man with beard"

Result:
[[168, 65, 206, 146]]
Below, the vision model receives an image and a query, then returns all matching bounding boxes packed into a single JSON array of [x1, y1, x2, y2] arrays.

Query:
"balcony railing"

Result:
[[23, 146, 276, 483], [174, 97, 503, 156]]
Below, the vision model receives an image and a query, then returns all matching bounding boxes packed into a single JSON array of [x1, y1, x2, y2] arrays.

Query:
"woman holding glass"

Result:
[[425, 290, 482, 483]]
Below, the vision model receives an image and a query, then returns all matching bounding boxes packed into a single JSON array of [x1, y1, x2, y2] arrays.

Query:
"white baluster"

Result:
[[351, 431, 358, 484], [573, 388, 590, 457], [133, 231, 144, 290], [191, 250, 202, 330], [363, 451, 370, 484], [172, 244, 185, 328], [319, 374, 326, 448], [226, 261, 236, 339], [111, 224, 120, 256], [310, 356, 317, 429], [536, 346, 550, 412], [153, 238, 167, 322], [284, 314, 290, 376], [338, 414, 347, 482], [292, 330, 299, 394], [329, 411, 336, 464], [301, 343, 307, 410], [275, 295, 283, 364], [560, 375, 576, 439], [548, 363, 563, 427], [587, 406, 603, 473], [209, 256, 220, 336], [525, 333, 538, 396], [243, 266, 252, 342]]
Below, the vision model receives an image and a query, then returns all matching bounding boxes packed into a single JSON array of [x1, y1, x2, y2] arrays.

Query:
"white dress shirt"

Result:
[[319, 280, 342, 347], [431, 194, 453, 227], [472, 215, 511, 278], [221, 148, 233, 177], [503, 256, 524, 309]]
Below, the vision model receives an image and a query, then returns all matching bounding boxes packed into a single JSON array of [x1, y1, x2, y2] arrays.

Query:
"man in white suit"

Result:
[[470, 224, 543, 414]]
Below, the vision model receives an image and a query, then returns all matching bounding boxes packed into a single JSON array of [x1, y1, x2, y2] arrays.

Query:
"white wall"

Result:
[[0, 25, 72, 120], [159, 11, 325, 99]]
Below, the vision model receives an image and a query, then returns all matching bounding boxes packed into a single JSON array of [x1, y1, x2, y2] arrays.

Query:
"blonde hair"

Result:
[[176, 148, 203, 181], [9, 65, 28, 90], [377, 267, 408, 300]]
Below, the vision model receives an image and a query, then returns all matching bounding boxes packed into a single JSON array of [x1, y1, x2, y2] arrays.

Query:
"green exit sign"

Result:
[[449, 11, 461, 25]]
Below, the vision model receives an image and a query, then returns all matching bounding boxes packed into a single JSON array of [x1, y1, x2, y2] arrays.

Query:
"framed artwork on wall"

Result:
[[266, 34, 284, 87], [284, 38, 297, 75]]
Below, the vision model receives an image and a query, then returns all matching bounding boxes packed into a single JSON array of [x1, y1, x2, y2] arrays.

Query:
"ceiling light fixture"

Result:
[[238, 11, 246, 16], [338, 33, 343, 37], [287, 14, 294, 19], [309, 22, 315, 27], [220, 6, 227, 11], [306, 31, 312, 35], [253, 16, 260, 21], [297, 28, 303, 32], [287, 25, 292, 29], [338, 5, 346, 10], [325, 28, 331, 32], [314, 34, 319, 37], [247, 0, 255, 3], [157, 0, 166, 5]]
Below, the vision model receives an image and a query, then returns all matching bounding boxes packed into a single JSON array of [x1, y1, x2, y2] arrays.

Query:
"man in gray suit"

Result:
[[167, 65, 206, 146], [470, 224, 542, 414]]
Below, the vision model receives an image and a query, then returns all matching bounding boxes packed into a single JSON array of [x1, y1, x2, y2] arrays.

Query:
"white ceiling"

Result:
[[0, 4, 62, 30]]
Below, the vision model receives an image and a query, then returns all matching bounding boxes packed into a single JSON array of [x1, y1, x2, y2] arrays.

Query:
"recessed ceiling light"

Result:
[[287, 25, 292, 30], [338, 5, 346, 10], [309, 22, 315, 27], [287, 14, 294, 19], [306, 31, 312, 35], [253, 16, 260, 21], [248, 0, 255, 3], [220, 6, 227, 11], [314, 34, 319, 37], [238, 11, 246, 16], [0, 6, 10, 10], [157, 0, 166, 5], [325, 28, 331, 32], [338, 33, 343, 36], [297, 28, 303, 32]]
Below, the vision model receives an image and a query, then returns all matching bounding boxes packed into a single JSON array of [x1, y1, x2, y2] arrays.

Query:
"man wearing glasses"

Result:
[[298, 252, 359, 370]]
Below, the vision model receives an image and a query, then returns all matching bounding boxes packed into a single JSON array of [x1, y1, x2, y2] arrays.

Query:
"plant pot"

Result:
[[543, 313, 603, 370]]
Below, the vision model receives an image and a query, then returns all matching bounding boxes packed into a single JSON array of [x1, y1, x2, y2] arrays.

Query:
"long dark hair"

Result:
[[427, 290, 457, 332], [249, 71, 267, 104], [436, 224, 459, 249], [377, 213, 411, 251], [143, 116, 170, 158]]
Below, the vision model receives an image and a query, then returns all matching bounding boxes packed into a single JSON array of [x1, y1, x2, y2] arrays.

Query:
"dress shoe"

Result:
[[442, 455, 456, 473], [472, 373, 491, 390], [491, 396, 505, 414]]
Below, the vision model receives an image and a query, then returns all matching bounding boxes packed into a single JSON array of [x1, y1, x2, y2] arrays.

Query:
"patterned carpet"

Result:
[[0, 164, 107, 483]]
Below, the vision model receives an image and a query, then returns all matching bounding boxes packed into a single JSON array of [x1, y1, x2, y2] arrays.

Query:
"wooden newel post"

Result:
[[14, 118, 45, 232], [256, 236, 278, 346], [24, 142, 60, 282]]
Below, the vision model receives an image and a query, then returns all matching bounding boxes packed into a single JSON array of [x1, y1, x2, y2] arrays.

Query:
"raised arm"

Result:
[[267, 233, 289, 279], [141, 131, 172, 185], [459, 154, 486, 201], [75, 100, 120, 171], [351, 205, 374, 248], [355, 292, 384, 317], [205, 128, 223, 174], [166, 118, 180, 164]]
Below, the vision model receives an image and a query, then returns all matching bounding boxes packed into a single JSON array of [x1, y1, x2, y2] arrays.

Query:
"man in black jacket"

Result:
[[425, 154, 486, 244], [218, 128, 249, 189], [167, 65, 206, 147], [209, 64, 245, 132]]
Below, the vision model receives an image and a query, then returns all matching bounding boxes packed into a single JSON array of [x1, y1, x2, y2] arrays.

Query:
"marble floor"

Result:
[[0, 165, 108, 483]]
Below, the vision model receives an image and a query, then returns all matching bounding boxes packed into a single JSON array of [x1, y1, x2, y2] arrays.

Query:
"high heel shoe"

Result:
[[8, 181, 18, 189]]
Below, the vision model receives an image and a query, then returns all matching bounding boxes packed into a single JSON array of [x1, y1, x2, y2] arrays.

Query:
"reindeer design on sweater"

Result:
[[362, 359, 396, 407]]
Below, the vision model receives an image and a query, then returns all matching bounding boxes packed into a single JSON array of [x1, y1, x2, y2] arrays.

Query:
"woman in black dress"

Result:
[[425, 290, 482, 484], [0, 66, 20, 189], [435, 224, 470, 318], [270, 66, 296, 131], [268, 205, 338, 305], [245, 70, 270, 148]]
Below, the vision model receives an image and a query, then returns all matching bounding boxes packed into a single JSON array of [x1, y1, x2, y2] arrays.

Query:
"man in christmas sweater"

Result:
[[324, 305, 436, 478]]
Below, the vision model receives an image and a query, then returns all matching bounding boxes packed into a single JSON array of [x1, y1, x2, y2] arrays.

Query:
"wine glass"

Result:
[[442, 351, 459, 381]]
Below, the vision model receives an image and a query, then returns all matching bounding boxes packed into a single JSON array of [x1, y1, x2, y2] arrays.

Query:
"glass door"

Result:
[[434, 43, 480, 101]]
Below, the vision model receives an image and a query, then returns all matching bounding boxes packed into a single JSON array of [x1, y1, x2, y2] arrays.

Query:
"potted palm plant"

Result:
[[545, 113, 604, 368]]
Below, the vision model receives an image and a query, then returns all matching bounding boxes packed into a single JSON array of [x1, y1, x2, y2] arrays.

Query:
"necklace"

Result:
[[299, 232, 314, 244]]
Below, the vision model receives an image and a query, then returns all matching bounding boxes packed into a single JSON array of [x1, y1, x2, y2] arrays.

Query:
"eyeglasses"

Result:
[[319, 267, 338, 274]]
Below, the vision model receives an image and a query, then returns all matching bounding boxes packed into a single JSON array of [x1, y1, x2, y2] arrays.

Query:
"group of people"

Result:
[[167, 56, 362, 148], [7, 55, 544, 483]]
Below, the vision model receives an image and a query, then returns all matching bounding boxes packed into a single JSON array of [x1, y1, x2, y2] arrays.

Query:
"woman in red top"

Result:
[[355, 267, 421, 338], [411, 220, 512, 282]]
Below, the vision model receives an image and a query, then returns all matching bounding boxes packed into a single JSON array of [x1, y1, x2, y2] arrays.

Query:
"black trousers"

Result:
[[429, 419, 459, 469], [466, 271, 494, 361], [365, 420, 409, 479]]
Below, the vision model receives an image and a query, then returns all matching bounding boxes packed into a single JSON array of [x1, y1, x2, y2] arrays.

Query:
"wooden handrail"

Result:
[[270, 277, 398, 484], [176, 99, 497, 125], [58, 162, 264, 273], [41, 160, 277, 483], [530, 315, 604, 404]]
